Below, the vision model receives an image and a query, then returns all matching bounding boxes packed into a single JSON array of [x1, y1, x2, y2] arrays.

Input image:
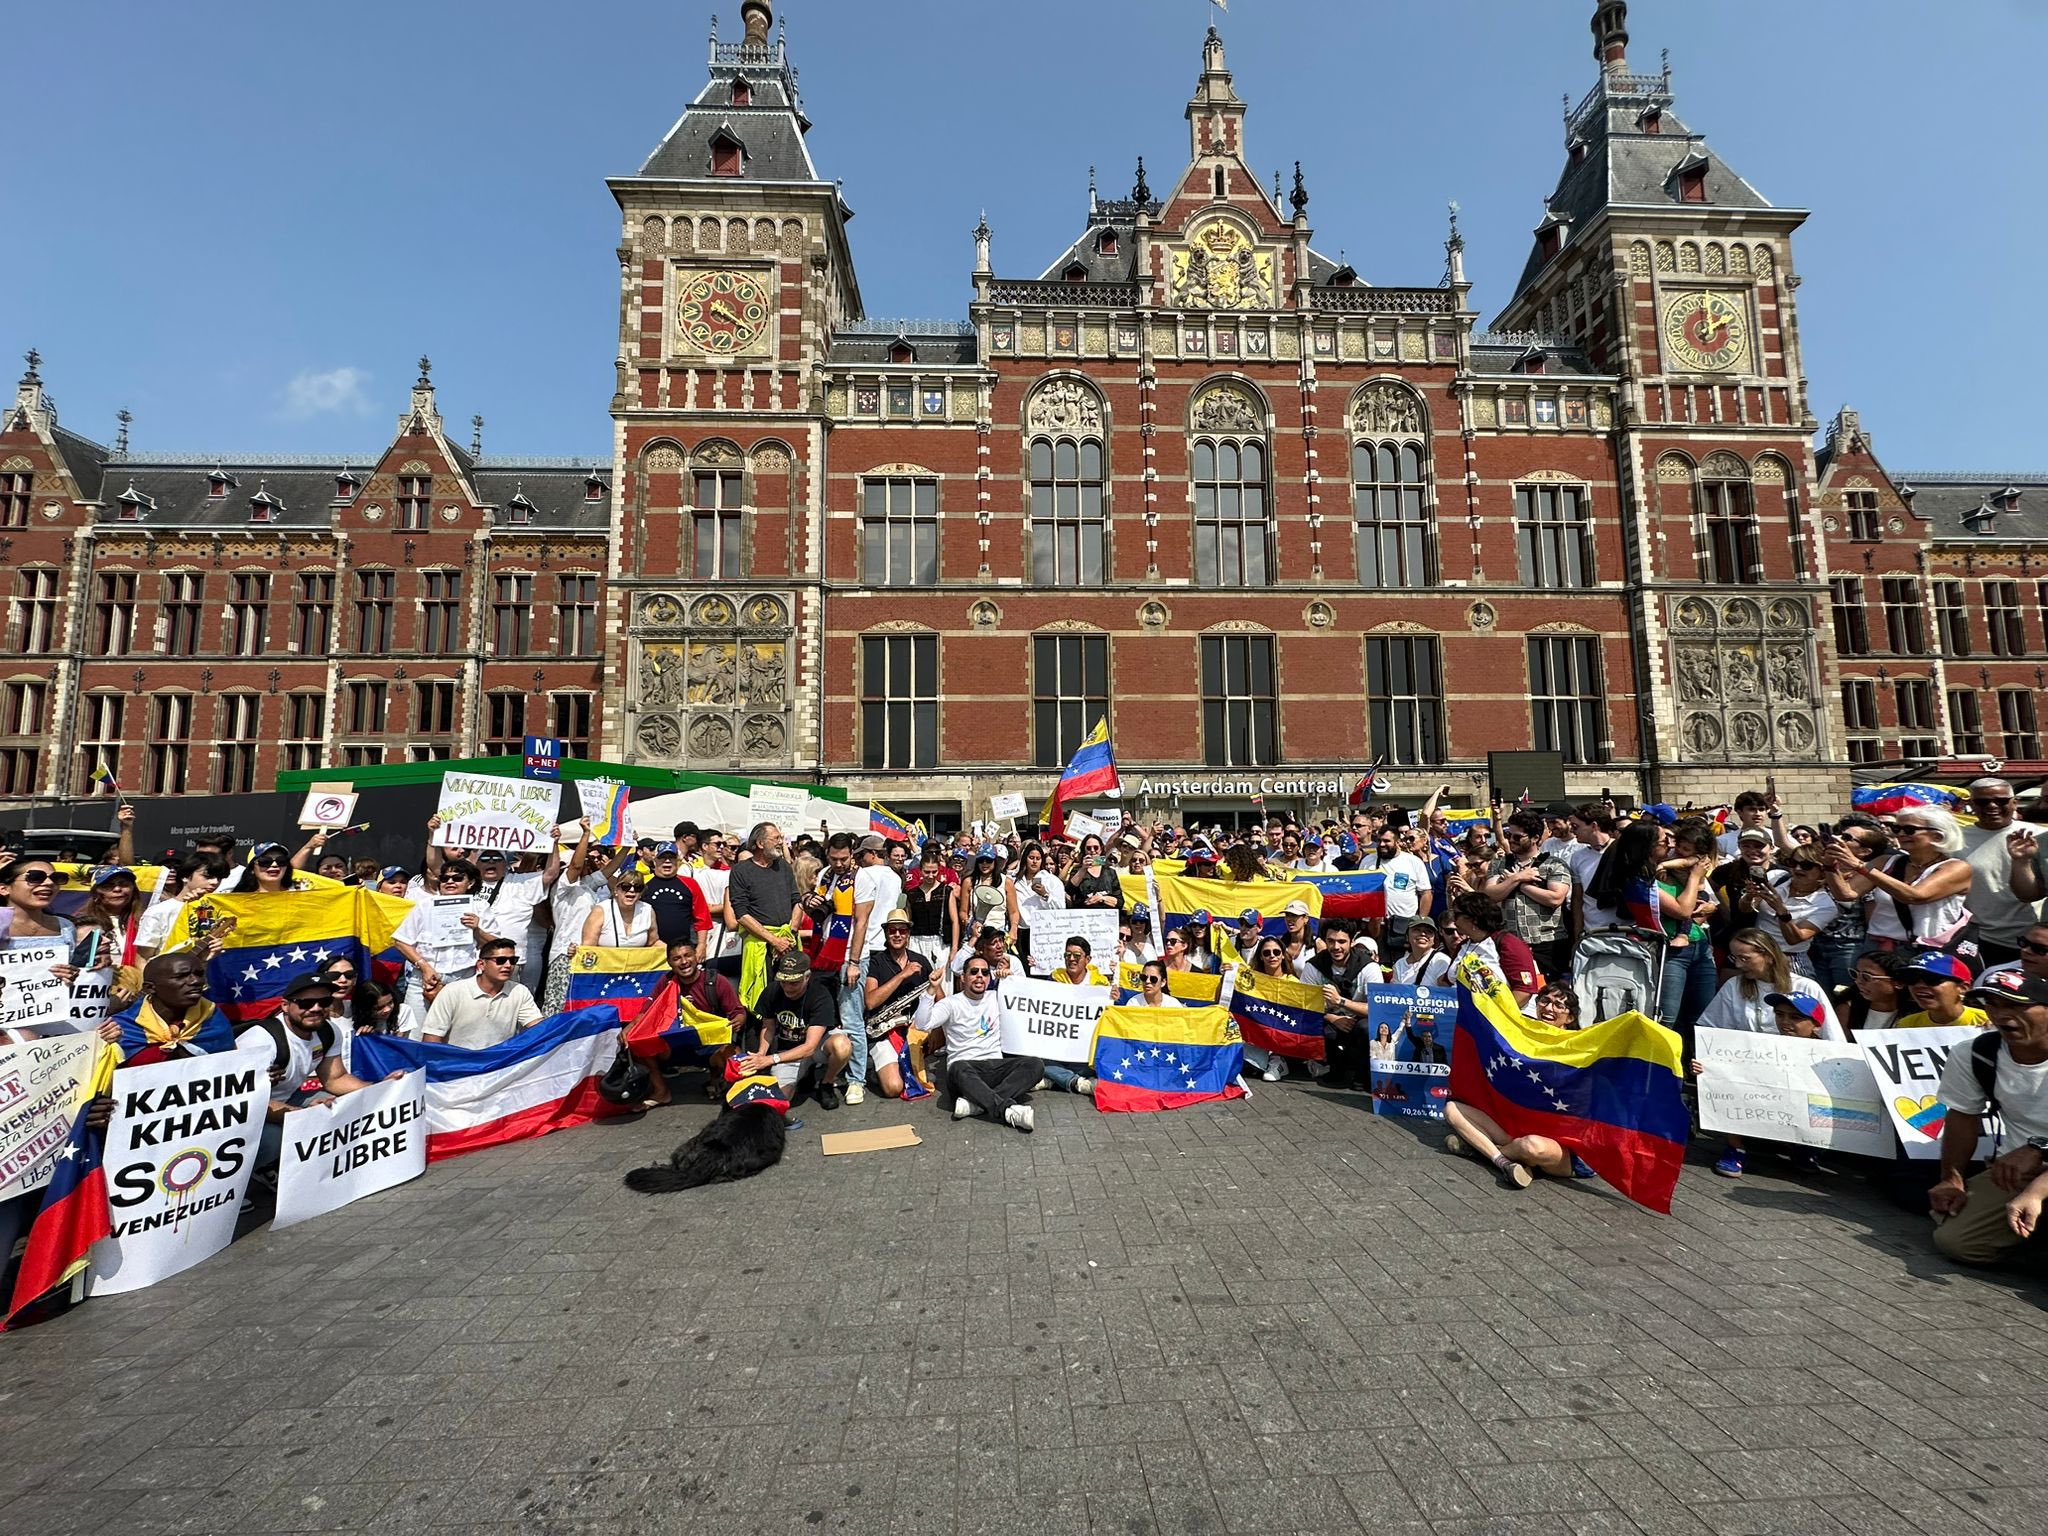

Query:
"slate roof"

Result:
[[827, 330, 980, 366], [1030, 206, 1348, 288], [636, 44, 822, 184], [473, 466, 612, 531], [50, 426, 109, 501], [1468, 342, 1605, 378], [83, 460, 610, 532], [1894, 472, 2048, 543]]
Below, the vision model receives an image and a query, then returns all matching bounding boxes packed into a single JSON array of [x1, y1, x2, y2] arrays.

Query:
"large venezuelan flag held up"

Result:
[[1449, 978, 1689, 1212], [1228, 967, 1330, 1061], [1134, 873, 1322, 940], [1092, 1003, 1246, 1113], [562, 945, 669, 1023], [1289, 870, 1386, 922], [1044, 718, 1120, 833], [171, 887, 400, 1024]]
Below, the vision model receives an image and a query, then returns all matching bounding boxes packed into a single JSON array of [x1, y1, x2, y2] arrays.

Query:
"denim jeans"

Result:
[[836, 953, 871, 1085], [1657, 942, 1718, 1061], [1042, 1060, 1089, 1091], [1806, 932, 1872, 998]]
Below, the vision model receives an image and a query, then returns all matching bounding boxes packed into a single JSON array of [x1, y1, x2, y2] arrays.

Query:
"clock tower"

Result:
[[601, 0, 861, 772], [1494, 1, 1845, 810]]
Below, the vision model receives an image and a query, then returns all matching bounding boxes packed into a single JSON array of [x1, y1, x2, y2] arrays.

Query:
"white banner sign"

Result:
[[1858, 1025, 2000, 1161], [434, 771, 561, 852], [574, 779, 635, 847], [297, 785, 360, 830], [88, 1046, 269, 1297], [1697, 1030, 1890, 1157], [68, 968, 114, 1032], [417, 895, 488, 952], [1064, 811, 1107, 842], [1027, 907, 1124, 978], [989, 792, 1028, 821], [0, 1034, 97, 1200], [746, 783, 811, 832], [999, 977, 1109, 1064], [272, 1070, 428, 1230], [0, 940, 72, 1034]]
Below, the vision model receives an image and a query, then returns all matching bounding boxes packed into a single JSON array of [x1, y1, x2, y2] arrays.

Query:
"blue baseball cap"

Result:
[[379, 865, 409, 882], [653, 841, 679, 855], [1186, 909, 1213, 927], [1903, 951, 1973, 987], [1129, 903, 1151, 924], [1238, 907, 1264, 926], [89, 864, 136, 888], [1763, 992, 1828, 1028]]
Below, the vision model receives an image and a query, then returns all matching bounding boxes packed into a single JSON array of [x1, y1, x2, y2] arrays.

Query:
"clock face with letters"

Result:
[[1661, 289, 1749, 373], [674, 269, 772, 357]]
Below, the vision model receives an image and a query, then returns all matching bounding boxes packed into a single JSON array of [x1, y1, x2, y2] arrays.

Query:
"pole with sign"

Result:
[[522, 736, 564, 782]]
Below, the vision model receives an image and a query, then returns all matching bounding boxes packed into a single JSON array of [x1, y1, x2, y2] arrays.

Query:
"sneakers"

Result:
[[1443, 1132, 1469, 1159], [1261, 1061, 1287, 1082], [1071, 1075, 1096, 1096], [1496, 1158, 1534, 1190], [953, 1096, 974, 1120], [1035, 1077, 1052, 1091], [844, 1083, 866, 1106], [815, 1081, 842, 1111], [1004, 1104, 1035, 1134], [1713, 1147, 1745, 1178]]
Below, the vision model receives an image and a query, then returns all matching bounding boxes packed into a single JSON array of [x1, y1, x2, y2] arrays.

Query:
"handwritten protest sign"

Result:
[[0, 941, 72, 1035], [1027, 908, 1122, 977], [0, 1033, 97, 1200], [1697, 1030, 1889, 1156], [1000, 977, 1108, 1065], [989, 792, 1027, 821], [1859, 1025, 1999, 1161], [1064, 811, 1108, 842], [67, 968, 114, 1032], [746, 783, 811, 832], [434, 771, 560, 852], [87, 1046, 268, 1297], [575, 779, 634, 847], [273, 1070, 428, 1230], [1365, 983, 1459, 1119]]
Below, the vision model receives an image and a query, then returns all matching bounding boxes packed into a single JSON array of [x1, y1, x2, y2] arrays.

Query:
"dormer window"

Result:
[[1639, 108, 1662, 135], [888, 340, 914, 365], [1537, 226, 1563, 261], [709, 127, 744, 177], [1521, 351, 1549, 376], [115, 481, 154, 522], [731, 75, 753, 107], [583, 472, 607, 503], [1568, 138, 1589, 166], [1328, 264, 1358, 287], [335, 469, 359, 504], [248, 482, 282, 524], [1062, 261, 1088, 283], [1096, 229, 1118, 257], [1676, 158, 1709, 203], [1999, 486, 2024, 513], [206, 468, 236, 500], [504, 488, 536, 526]]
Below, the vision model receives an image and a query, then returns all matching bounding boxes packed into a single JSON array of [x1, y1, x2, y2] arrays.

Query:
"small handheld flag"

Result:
[[1043, 718, 1121, 838], [89, 760, 128, 807], [869, 801, 917, 843]]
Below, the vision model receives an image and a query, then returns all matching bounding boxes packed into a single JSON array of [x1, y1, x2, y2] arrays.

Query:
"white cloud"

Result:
[[280, 366, 372, 419]]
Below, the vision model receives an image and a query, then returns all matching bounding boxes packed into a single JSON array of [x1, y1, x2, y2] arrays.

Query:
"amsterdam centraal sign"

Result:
[[1133, 777, 1349, 799]]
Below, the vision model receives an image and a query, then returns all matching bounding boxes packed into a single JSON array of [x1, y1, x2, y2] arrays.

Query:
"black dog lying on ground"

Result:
[[623, 1072, 789, 1192]]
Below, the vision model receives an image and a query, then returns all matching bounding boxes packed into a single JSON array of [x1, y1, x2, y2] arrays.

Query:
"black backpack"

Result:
[[255, 1017, 336, 1082], [1968, 1031, 2003, 1119]]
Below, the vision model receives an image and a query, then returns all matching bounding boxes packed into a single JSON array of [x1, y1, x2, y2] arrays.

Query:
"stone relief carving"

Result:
[[743, 594, 786, 628], [1190, 382, 1263, 434], [969, 600, 1001, 629], [637, 714, 682, 756], [630, 589, 794, 769], [692, 595, 735, 628], [1353, 382, 1425, 437], [1681, 713, 1723, 754], [1138, 600, 1170, 630], [1775, 713, 1815, 753], [740, 643, 786, 706], [641, 593, 683, 627], [1729, 712, 1769, 755], [1724, 647, 1762, 701], [1304, 601, 1336, 630], [1675, 648, 1719, 701], [1168, 219, 1276, 310], [689, 716, 734, 757], [686, 642, 738, 705], [1467, 601, 1499, 633], [742, 715, 785, 758], [1026, 377, 1103, 435], [1767, 646, 1809, 702], [1665, 594, 1820, 763]]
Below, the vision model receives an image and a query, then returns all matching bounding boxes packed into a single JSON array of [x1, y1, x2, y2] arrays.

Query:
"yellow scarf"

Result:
[[135, 997, 218, 1048]]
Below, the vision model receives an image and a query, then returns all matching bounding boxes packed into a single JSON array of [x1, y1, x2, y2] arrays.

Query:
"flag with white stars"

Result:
[[1091, 1004, 1245, 1114], [172, 888, 401, 1024], [1448, 981, 1689, 1213], [563, 945, 670, 1024]]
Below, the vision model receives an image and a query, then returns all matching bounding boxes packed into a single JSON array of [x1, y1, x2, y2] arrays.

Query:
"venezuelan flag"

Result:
[[868, 801, 917, 843], [1450, 980, 1688, 1212], [1092, 1004, 1246, 1113], [624, 976, 736, 1061], [1290, 870, 1385, 922], [564, 945, 668, 1023], [1044, 718, 1120, 834], [3, 1044, 116, 1328], [1114, 959, 1222, 1005], [586, 781, 631, 846], [805, 871, 855, 971], [170, 887, 399, 1024], [1153, 873, 1321, 939], [1438, 807, 1491, 837], [1229, 967, 1329, 1061], [1851, 782, 1962, 816]]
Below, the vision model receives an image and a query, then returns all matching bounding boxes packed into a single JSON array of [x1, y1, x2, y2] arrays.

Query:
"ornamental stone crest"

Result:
[[1665, 595, 1819, 765], [1025, 377, 1103, 436], [1353, 382, 1426, 437], [630, 589, 794, 771], [1168, 218, 1276, 310], [1189, 381, 1263, 434]]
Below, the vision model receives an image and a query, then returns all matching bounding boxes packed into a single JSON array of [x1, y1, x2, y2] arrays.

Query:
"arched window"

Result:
[[1696, 455, 1758, 584], [1192, 437, 1269, 587], [691, 455, 744, 580], [1030, 437, 1105, 584], [1353, 440, 1434, 586]]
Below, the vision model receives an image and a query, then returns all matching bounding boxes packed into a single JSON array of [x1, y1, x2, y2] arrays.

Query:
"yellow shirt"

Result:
[[1052, 964, 1108, 986], [1890, 1006, 1990, 1032]]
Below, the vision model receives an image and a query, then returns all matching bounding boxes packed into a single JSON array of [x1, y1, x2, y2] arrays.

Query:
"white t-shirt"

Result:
[[1962, 825, 2047, 946], [394, 896, 490, 975], [695, 865, 734, 953], [853, 864, 904, 955], [1756, 872, 1839, 958], [423, 976, 543, 1050], [1864, 858, 1970, 945], [1698, 972, 1842, 1040], [1013, 869, 1066, 921], [1938, 1037, 2048, 1144], [136, 896, 186, 952], [929, 990, 1005, 1063], [1375, 852, 1431, 918], [548, 873, 609, 963], [1128, 991, 1184, 1008], [1540, 836, 1577, 861], [1569, 842, 1620, 931], [474, 870, 548, 963], [235, 1017, 353, 1090], [1392, 951, 1452, 988]]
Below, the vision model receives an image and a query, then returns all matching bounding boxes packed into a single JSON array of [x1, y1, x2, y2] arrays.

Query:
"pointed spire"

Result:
[[20, 348, 40, 385], [114, 408, 132, 456], [471, 414, 484, 458], [1088, 163, 1097, 214], [1290, 161, 1309, 217], [1133, 156, 1151, 205]]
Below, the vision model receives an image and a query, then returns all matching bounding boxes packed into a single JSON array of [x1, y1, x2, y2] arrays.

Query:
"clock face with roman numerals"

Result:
[[675, 269, 772, 357], [1662, 290, 1749, 373]]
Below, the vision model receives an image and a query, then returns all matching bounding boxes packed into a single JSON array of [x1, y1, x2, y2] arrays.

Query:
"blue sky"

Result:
[[7, 1, 2042, 472]]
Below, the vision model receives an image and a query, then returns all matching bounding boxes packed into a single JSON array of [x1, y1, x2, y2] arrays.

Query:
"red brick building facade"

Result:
[[1, 3, 2017, 826]]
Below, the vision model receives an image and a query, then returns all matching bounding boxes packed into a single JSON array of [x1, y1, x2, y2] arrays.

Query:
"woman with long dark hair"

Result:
[[76, 865, 147, 1006]]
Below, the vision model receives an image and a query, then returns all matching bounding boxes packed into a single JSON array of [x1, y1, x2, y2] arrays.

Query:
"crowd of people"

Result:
[[5, 775, 2048, 1287]]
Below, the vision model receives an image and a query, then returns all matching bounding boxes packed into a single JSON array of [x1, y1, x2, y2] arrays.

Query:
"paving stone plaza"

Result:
[[5, 1080, 2044, 1536]]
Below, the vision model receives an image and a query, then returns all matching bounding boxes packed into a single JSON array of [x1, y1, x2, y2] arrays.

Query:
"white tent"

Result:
[[627, 787, 868, 841]]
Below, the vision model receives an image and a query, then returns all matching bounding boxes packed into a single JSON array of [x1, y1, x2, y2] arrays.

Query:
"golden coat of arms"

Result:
[[1169, 219, 1276, 310]]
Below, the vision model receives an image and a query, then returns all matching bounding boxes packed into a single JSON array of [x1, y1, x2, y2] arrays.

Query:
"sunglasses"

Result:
[[615, 883, 644, 893], [963, 966, 991, 977], [254, 857, 289, 869], [1971, 797, 2014, 808], [2020, 940, 2048, 957], [482, 955, 518, 965], [325, 968, 357, 980], [1142, 973, 1165, 984]]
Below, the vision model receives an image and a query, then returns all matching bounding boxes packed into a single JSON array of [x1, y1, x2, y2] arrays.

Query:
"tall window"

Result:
[[421, 570, 463, 653], [345, 679, 387, 735], [79, 693, 124, 792], [295, 573, 334, 654], [1527, 636, 1606, 764], [162, 572, 204, 657], [550, 692, 593, 757], [1697, 471, 1758, 584], [0, 745, 34, 796], [1199, 634, 1278, 769], [0, 682, 43, 791], [398, 473, 431, 531], [355, 570, 394, 651], [1949, 689, 1985, 756], [1514, 484, 1591, 589], [1031, 633, 1108, 769], [1880, 576, 1926, 655], [1829, 576, 1869, 657], [227, 573, 269, 657], [12, 568, 60, 654], [1029, 439, 1105, 585], [1366, 635, 1445, 766], [556, 575, 599, 657], [860, 633, 938, 770], [283, 693, 324, 772], [692, 468, 743, 580], [1846, 487, 1881, 542], [1986, 580, 2026, 657], [95, 572, 137, 655], [1934, 580, 1971, 658], [340, 744, 384, 768], [492, 574, 532, 655], [146, 693, 192, 795], [484, 692, 527, 755], [860, 477, 937, 587], [1193, 439, 1269, 587], [1354, 441, 1433, 586], [215, 694, 261, 793], [1894, 678, 1937, 760], [414, 679, 458, 736], [1999, 690, 2042, 760], [0, 468, 29, 529]]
